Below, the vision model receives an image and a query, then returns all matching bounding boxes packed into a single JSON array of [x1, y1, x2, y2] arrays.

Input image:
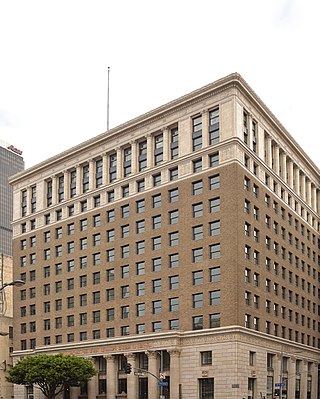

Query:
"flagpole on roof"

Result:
[[107, 66, 110, 131]]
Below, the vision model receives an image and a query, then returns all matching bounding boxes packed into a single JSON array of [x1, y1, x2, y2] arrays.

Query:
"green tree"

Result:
[[6, 353, 97, 399]]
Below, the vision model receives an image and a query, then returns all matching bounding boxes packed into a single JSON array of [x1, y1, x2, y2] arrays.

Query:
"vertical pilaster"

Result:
[[88, 358, 98, 399], [300, 173, 306, 201], [106, 355, 117, 399], [266, 135, 272, 168], [70, 386, 80, 399], [169, 350, 180, 399], [273, 354, 281, 389], [311, 185, 317, 211], [89, 159, 95, 191], [147, 134, 153, 168], [51, 177, 57, 205], [280, 151, 287, 182], [116, 147, 123, 180], [201, 110, 209, 148], [64, 170, 69, 200], [287, 357, 296, 398], [306, 179, 312, 207], [300, 360, 308, 399], [294, 166, 300, 194], [311, 362, 318, 399], [76, 165, 81, 195], [274, 144, 280, 175], [147, 351, 159, 399], [162, 127, 170, 162], [102, 154, 108, 185], [131, 141, 137, 174], [126, 353, 138, 399], [287, 159, 294, 189]]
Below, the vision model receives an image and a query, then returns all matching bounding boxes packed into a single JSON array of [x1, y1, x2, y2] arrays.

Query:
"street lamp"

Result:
[[0, 279, 25, 292]]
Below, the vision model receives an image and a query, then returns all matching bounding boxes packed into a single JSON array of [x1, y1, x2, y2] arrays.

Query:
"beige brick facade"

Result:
[[10, 73, 320, 399]]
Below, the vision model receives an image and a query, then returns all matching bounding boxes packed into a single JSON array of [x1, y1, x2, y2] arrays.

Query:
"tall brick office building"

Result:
[[10, 73, 320, 399]]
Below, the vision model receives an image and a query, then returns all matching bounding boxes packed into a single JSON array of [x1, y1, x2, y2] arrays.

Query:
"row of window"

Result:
[[20, 312, 221, 349], [21, 108, 219, 217], [20, 267, 221, 301], [20, 172, 220, 234]]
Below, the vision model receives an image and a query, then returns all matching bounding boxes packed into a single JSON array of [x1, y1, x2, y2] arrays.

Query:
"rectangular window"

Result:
[[210, 243, 220, 259], [192, 115, 202, 151], [109, 152, 117, 182], [209, 174, 220, 190], [154, 133, 163, 165], [123, 147, 132, 177], [170, 127, 179, 159], [138, 140, 147, 171], [209, 107, 219, 144]]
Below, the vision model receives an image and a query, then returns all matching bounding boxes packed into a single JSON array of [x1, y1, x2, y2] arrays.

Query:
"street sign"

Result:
[[159, 381, 168, 387], [275, 382, 285, 387]]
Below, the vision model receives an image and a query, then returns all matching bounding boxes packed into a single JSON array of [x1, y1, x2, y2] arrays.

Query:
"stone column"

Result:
[[147, 351, 159, 399], [274, 354, 281, 390], [273, 144, 280, 175], [76, 165, 81, 195], [147, 134, 153, 168], [311, 362, 318, 399], [70, 386, 80, 399], [287, 159, 294, 189], [126, 353, 138, 399], [201, 109, 209, 148], [306, 179, 312, 207], [89, 159, 95, 191], [131, 141, 137, 174], [116, 147, 123, 180], [300, 360, 308, 399], [287, 357, 296, 398], [280, 151, 287, 182], [51, 177, 57, 205], [300, 173, 306, 201], [265, 135, 272, 167], [102, 154, 108, 185], [311, 185, 317, 211], [294, 166, 300, 195], [162, 127, 170, 162], [64, 170, 69, 200], [168, 350, 180, 399], [88, 358, 98, 399], [106, 355, 117, 399]]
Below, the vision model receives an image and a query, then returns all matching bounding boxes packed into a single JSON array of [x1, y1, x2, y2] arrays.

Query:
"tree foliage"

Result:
[[6, 353, 97, 399]]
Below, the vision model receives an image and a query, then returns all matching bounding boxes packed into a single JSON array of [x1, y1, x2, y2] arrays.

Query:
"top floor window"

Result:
[[95, 158, 103, 188], [243, 110, 248, 144], [70, 170, 77, 198], [154, 133, 163, 165], [138, 140, 147, 171], [170, 127, 179, 159], [109, 153, 117, 182], [123, 147, 132, 177], [82, 164, 89, 193], [209, 108, 219, 145], [192, 115, 202, 151], [58, 175, 64, 202], [46, 180, 52, 207]]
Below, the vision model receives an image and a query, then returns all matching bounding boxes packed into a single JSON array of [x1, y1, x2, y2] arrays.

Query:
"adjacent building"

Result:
[[10, 73, 320, 399], [0, 140, 24, 399]]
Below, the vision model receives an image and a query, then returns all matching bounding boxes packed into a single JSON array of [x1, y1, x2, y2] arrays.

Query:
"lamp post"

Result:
[[0, 280, 25, 335], [0, 279, 25, 292]]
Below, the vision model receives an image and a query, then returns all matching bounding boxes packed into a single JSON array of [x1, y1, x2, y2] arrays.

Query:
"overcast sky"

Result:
[[0, 0, 319, 169]]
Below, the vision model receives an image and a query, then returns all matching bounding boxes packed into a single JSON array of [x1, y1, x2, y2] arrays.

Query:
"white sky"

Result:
[[0, 0, 319, 169]]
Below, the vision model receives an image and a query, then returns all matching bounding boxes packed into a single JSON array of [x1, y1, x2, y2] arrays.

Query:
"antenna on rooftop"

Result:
[[107, 67, 110, 131]]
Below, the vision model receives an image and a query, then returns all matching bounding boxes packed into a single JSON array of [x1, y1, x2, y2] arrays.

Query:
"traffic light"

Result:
[[125, 363, 132, 374]]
